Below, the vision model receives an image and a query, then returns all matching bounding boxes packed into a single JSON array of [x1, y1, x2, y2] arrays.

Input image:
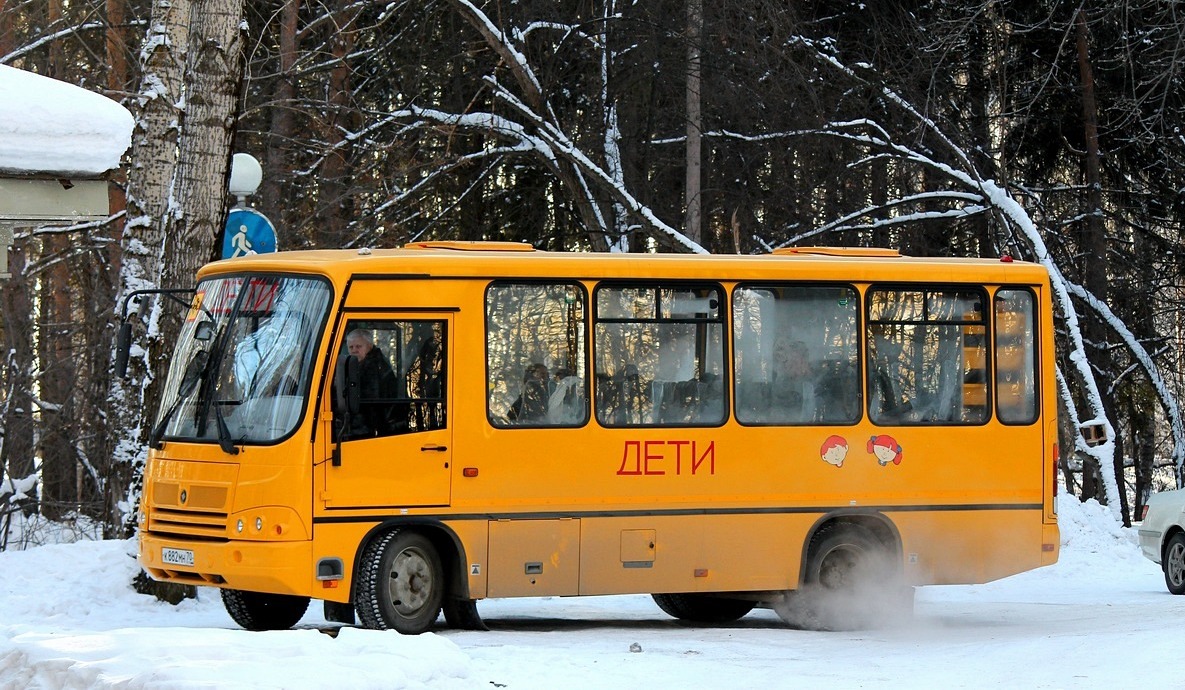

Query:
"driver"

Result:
[[345, 329, 398, 435]]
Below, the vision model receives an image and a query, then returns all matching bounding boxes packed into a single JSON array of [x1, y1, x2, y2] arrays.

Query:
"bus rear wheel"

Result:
[[356, 530, 444, 634], [777, 523, 903, 631], [221, 588, 310, 631], [652, 593, 755, 623]]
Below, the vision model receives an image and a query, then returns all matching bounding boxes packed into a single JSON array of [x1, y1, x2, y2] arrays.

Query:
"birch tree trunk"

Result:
[[108, 0, 191, 535], [163, 0, 244, 285], [112, 0, 245, 536], [104, 0, 245, 538]]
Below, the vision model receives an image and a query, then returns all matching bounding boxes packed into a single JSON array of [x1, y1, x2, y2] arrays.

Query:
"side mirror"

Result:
[[115, 321, 133, 378], [114, 287, 197, 379], [194, 320, 215, 341]]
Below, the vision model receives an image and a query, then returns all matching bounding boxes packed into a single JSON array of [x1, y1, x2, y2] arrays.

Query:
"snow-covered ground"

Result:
[[0, 497, 1179, 689]]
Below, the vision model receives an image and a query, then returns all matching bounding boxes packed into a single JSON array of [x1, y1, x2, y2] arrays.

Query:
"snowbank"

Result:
[[0, 497, 1176, 689]]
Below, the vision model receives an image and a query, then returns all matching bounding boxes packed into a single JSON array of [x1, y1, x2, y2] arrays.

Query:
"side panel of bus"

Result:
[[311, 274, 1055, 604]]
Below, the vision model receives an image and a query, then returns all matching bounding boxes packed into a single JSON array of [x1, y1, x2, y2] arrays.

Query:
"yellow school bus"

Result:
[[135, 242, 1059, 632]]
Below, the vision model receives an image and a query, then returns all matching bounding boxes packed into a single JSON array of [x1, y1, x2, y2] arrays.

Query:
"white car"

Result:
[[1139, 488, 1185, 594]]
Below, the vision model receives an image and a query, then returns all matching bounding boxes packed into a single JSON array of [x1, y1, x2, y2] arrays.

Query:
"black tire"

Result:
[[1164, 533, 1185, 595], [652, 593, 756, 623], [323, 600, 356, 625], [221, 588, 310, 631], [356, 530, 444, 633], [443, 597, 488, 630], [777, 523, 901, 631]]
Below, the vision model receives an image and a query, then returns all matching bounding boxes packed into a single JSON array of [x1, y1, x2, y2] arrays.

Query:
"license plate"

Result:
[[161, 547, 194, 567]]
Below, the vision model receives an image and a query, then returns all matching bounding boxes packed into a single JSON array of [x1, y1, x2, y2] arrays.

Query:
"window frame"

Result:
[[592, 280, 729, 429], [865, 283, 991, 427], [731, 281, 863, 427], [484, 279, 591, 430], [993, 286, 1041, 426], [334, 316, 449, 441]]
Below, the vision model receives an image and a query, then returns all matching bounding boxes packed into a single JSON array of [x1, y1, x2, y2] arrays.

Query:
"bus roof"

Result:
[[197, 243, 1050, 286]]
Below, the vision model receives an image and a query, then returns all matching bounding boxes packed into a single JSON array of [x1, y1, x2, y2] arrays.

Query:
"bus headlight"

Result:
[[227, 506, 308, 541]]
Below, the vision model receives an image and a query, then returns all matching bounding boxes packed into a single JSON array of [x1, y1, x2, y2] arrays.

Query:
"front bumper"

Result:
[[139, 532, 314, 596], [1138, 528, 1163, 564]]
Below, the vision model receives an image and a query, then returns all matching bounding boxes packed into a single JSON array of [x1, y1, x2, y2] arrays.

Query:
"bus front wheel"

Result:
[[652, 593, 755, 623], [221, 588, 310, 631], [356, 530, 444, 634]]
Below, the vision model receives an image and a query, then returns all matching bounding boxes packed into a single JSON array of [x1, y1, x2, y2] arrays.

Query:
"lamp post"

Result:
[[222, 153, 277, 258], [228, 152, 263, 208]]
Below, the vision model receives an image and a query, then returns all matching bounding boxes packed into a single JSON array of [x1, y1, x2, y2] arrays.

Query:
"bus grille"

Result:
[[148, 508, 229, 540], [149, 476, 231, 540]]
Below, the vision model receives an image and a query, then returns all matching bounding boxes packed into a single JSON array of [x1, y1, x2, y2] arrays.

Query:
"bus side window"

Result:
[[866, 287, 987, 426], [733, 285, 860, 426], [406, 323, 446, 431], [595, 284, 725, 427], [486, 282, 588, 428], [995, 289, 1038, 424], [334, 319, 446, 440]]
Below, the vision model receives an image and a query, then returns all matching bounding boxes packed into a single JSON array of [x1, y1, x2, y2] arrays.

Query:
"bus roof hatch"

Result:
[[771, 246, 902, 258], [404, 241, 535, 252]]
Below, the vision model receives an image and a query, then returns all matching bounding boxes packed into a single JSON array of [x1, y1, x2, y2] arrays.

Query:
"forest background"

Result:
[[1, 0, 1183, 546]]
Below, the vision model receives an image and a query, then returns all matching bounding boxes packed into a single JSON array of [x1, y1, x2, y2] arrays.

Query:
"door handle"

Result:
[[420, 444, 448, 452]]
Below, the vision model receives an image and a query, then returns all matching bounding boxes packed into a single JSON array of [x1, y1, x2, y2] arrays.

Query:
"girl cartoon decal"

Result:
[[820, 435, 848, 468], [867, 435, 903, 466]]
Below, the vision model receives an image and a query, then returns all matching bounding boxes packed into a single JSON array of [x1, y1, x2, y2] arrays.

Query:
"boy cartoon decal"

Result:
[[820, 435, 848, 468], [867, 435, 903, 466]]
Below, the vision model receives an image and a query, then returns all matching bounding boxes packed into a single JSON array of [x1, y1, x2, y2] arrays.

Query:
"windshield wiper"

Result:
[[213, 401, 240, 456], [194, 323, 242, 456], [149, 350, 208, 449]]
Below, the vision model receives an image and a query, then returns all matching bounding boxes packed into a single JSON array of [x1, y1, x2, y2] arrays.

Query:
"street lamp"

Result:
[[228, 153, 262, 207], [222, 153, 277, 258]]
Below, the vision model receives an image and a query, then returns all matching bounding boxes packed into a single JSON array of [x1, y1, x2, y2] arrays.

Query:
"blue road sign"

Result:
[[222, 207, 277, 259]]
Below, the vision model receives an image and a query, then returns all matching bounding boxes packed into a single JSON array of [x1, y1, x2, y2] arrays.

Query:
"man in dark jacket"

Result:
[[507, 362, 549, 422], [346, 329, 399, 436]]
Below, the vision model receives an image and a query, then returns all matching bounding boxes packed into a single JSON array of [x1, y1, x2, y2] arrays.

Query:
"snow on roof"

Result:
[[0, 64, 134, 177]]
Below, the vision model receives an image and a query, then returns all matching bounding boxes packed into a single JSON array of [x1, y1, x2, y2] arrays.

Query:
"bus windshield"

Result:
[[153, 274, 332, 446]]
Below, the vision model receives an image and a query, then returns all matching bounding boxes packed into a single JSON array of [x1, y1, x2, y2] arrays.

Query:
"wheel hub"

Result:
[[390, 548, 433, 614]]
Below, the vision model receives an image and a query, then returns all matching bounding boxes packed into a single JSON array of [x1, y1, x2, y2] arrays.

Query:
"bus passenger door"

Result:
[[325, 315, 452, 508]]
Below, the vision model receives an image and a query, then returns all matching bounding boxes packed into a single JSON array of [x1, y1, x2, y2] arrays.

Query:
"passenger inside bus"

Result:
[[406, 326, 446, 431], [769, 338, 816, 422], [547, 368, 585, 425], [814, 359, 860, 422], [507, 362, 550, 422], [345, 329, 399, 436]]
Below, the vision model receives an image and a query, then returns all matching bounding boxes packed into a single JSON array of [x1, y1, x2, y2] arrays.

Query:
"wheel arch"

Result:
[[1162, 524, 1185, 564], [351, 518, 470, 603], [797, 510, 904, 587]]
